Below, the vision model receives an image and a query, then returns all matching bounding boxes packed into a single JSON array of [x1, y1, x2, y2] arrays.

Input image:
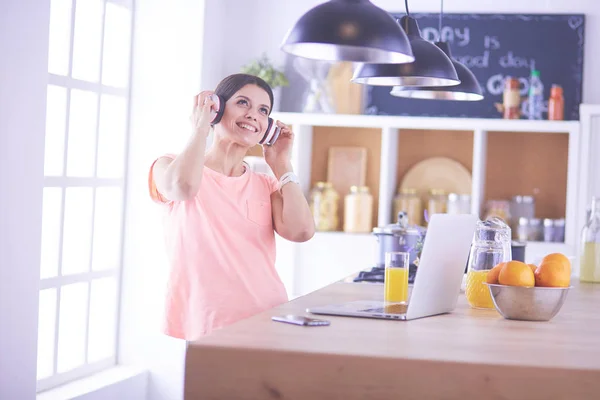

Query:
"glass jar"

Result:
[[554, 218, 566, 242], [465, 217, 512, 309], [510, 195, 535, 219], [484, 200, 512, 226], [309, 182, 339, 231], [426, 189, 447, 224], [509, 195, 535, 239], [393, 188, 422, 226], [447, 193, 471, 215], [580, 196, 600, 283], [527, 218, 543, 241], [516, 217, 530, 241], [344, 186, 373, 233], [543, 218, 565, 243]]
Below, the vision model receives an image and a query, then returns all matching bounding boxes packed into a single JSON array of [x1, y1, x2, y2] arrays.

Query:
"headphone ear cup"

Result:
[[210, 94, 225, 125], [259, 118, 281, 146], [258, 118, 272, 145], [268, 124, 281, 146]]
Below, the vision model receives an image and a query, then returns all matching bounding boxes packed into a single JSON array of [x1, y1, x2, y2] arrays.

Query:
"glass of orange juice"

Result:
[[384, 251, 410, 304]]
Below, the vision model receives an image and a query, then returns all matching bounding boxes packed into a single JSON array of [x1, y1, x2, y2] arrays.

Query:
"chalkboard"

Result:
[[364, 13, 585, 120]]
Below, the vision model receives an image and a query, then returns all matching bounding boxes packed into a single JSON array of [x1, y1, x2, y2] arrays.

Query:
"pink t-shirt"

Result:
[[148, 155, 288, 340]]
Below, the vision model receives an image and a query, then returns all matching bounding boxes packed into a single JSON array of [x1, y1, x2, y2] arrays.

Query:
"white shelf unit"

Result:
[[271, 111, 582, 297]]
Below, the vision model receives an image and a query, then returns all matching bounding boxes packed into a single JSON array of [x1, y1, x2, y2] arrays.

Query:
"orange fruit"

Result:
[[528, 263, 538, 274], [498, 261, 535, 287], [540, 253, 571, 273], [485, 262, 506, 284], [535, 260, 571, 287]]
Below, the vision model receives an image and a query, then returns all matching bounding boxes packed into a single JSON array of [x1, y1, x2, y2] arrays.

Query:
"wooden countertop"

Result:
[[185, 280, 600, 399]]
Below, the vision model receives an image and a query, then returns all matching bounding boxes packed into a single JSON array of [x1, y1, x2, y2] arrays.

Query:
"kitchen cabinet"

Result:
[[485, 131, 570, 219], [265, 111, 586, 298], [310, 126, 382, 229]]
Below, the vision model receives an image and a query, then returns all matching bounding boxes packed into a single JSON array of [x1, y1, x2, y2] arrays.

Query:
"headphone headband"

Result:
[[207, 93, 280, 146]]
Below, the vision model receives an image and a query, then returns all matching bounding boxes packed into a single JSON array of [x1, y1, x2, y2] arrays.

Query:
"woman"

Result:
[[148, 74, 315, 340]]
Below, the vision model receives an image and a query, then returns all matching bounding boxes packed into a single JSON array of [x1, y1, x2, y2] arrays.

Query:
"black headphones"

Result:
[[208, 94, 281, 146]]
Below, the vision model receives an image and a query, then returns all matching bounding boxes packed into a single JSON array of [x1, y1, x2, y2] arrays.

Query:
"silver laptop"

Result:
[[307, 213, 478, 321]]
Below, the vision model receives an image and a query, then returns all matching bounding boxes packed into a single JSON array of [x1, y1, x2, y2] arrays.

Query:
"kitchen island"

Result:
[[184, 280, 600, 399]]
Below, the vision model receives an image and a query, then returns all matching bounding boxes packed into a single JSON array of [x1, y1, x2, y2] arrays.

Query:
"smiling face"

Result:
[[215, 84, 272, 147]]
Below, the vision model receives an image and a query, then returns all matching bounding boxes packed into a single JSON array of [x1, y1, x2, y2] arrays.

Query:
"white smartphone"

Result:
[[271, 315, 330, 326]]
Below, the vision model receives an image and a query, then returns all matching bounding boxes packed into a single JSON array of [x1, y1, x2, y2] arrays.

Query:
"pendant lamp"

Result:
[[280, 0, 414, 64], [390, 1, 484, 100], [390, 42, 483, 100], [352, 14, 460, 87]]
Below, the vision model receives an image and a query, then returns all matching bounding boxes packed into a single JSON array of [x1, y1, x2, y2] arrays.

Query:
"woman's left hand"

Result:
[[263, 121, 294, 176]]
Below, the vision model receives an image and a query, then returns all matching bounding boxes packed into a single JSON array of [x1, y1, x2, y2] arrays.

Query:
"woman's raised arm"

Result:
[[152, 92, 214, 201]]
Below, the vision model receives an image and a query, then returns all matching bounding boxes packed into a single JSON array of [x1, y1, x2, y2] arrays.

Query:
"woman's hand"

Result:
[[263, 121, 294, 177], [191, 91, 216, 137]]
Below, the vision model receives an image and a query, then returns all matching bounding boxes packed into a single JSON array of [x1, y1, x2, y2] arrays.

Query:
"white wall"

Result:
[[0, 1, 49, 399], [203, 0, 600, 104], [119, 1, 205, 399]]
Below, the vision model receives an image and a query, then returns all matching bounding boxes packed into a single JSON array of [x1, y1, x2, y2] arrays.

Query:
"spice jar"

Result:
[[393, 188, 422, 226], [309, 182, 339, 231], [310, 182, 340, 231], [426, 189, 447, 221], [447, 193, 471, 215], [484, 200, 511, 226], [502, 77, 521, 119], [527, 218, 543, 241], [344, 186, 373, 233], [548, 84, 564, 121]]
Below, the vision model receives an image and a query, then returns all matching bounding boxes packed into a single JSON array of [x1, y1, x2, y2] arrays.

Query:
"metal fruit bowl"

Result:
[[485, 283, 572, 321]]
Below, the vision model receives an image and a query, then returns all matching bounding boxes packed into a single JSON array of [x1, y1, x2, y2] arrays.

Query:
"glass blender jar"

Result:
[[465, 217, 512, 309]]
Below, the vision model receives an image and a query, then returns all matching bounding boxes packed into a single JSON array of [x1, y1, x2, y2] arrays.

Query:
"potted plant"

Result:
[[241, 54, 289, 111]]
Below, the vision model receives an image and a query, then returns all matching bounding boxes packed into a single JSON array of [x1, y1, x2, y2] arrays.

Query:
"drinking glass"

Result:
[[384, 251, 410, 304]]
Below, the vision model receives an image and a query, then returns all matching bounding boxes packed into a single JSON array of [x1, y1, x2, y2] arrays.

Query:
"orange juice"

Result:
[[465, 270, 495, 309], [384, 267, 408, 303]]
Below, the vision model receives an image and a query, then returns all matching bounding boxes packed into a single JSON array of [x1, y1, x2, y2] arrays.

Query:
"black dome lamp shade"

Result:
[[390, 41, 484, 100], [390, 0, 483, 100], [351, 15, 460, 87], [280, 0, 415, 63]]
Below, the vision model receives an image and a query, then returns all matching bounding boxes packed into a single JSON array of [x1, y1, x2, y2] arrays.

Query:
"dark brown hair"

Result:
[[214, 73, 274, 114]]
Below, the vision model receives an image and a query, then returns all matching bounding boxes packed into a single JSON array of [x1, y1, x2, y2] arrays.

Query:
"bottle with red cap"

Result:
[[548, 84, 564, 121]]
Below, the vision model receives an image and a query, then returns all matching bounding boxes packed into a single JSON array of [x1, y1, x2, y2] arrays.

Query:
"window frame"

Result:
[[37, 0, 134, 392]]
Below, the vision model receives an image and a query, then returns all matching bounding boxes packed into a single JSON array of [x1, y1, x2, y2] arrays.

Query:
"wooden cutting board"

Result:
[[400, 157, 472, 198], [327, 146, 368, 198]]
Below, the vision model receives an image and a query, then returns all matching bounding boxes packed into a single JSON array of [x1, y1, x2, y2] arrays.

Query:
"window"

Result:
[[37, 0, 133, 391]]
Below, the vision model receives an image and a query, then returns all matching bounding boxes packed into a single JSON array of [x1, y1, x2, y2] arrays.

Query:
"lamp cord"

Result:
[[438, 0, 444, 38], [405, 0, 409, 15]]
